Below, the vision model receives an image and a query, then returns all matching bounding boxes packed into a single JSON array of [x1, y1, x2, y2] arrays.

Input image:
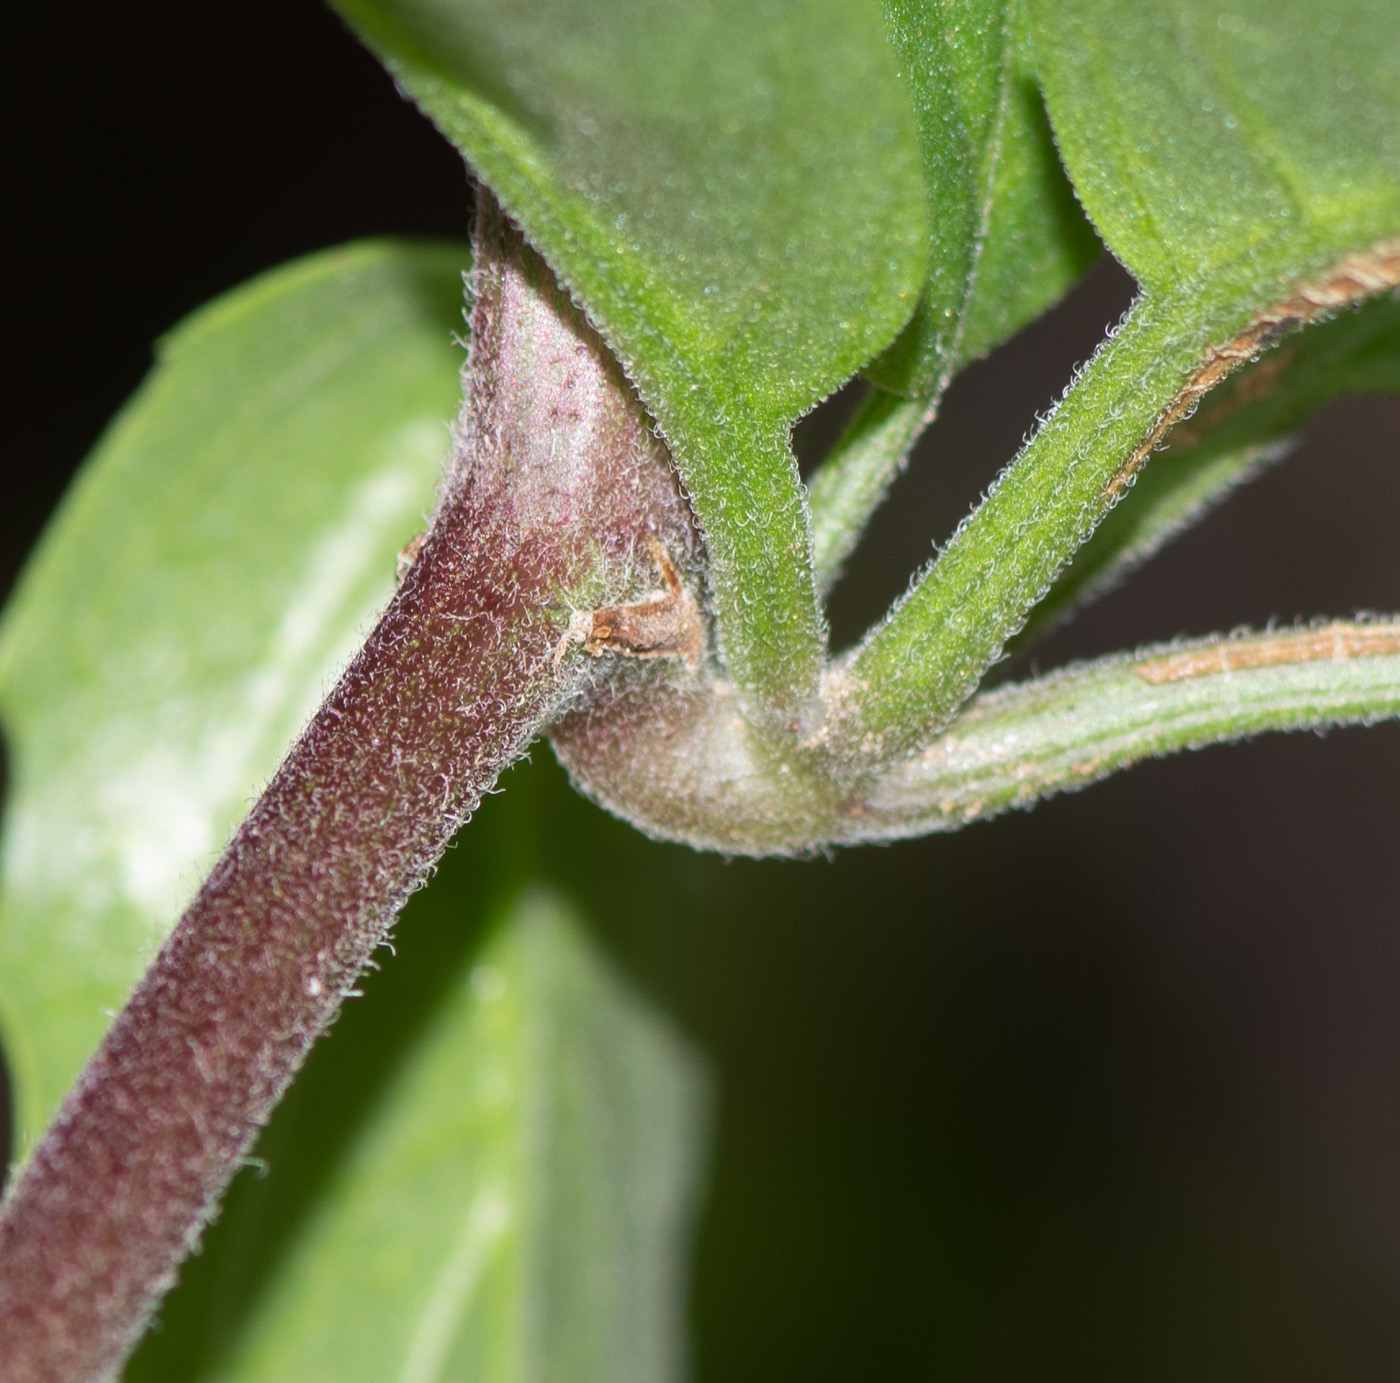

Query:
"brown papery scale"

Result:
[[0, 193, 700, 1383]]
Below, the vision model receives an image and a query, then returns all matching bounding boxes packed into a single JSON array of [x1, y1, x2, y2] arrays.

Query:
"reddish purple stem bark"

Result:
[[0, 196, 697, 1383]]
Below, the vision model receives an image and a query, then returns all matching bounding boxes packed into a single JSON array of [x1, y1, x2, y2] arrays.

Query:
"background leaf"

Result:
[[128, 863, 707, 1383], [0, 239, 468, 1153]]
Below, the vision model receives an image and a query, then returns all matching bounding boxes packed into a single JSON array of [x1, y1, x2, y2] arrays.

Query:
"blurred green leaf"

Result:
[[331, 0, 931, 731], [1029, 0, 1400, 292], [0, 240, 468, 1153], [869, 0, 1099, 396], [128, 862, 707, 1383]]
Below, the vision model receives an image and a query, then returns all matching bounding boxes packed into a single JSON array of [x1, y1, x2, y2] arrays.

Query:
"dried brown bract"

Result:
[[553, 534, 703, 671]]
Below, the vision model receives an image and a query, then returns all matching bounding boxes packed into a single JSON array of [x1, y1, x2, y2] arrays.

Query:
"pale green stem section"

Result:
[[1012, 436, 1291, 648], [663, 401, 826, 736], [828, 288, 1239, 761], [806, 387, 930, 595], [854, 622, 1400, 840], [1012, 290, 1400, 653]]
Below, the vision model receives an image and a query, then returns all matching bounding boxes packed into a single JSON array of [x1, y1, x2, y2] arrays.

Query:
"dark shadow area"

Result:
[[790, 378, 867, 481], [3, 0, 472, 605]]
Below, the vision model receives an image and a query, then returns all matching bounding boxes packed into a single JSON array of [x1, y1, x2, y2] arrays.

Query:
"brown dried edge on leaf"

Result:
[[1135, 619, 1400, 684], [1103, 238, 1400, 500]]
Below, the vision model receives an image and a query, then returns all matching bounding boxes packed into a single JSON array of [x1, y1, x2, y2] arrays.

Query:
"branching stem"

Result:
[[858, 621, 1400, 839], [3, 195, 1397, 1382]]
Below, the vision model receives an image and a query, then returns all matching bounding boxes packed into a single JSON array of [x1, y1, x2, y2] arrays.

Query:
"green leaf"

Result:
[[952, 59, 1100, 366], [1018, 292, 1400, 644], [1028, 0, 1400, 292], [868, 0, 1099, 397], [0, 240, 468, 1153], [128, 864, 707, 1383], [330, 0, 931, 733], [832, 0, 1400, 763]]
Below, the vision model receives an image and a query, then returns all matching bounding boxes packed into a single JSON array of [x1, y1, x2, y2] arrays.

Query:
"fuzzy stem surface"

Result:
[[806, 386, 930, 596], [0, 195, 693, 1383]]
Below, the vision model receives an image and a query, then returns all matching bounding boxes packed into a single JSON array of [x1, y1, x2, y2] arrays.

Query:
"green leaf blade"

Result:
[[1028, 0, 1400, 292], [953, 68, 1100, 366]]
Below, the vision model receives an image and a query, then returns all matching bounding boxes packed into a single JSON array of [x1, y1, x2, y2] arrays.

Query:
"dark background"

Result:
[[8, 2, 1400, 1378]]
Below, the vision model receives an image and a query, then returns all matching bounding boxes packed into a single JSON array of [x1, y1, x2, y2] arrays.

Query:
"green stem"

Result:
[[1011, 290, 1400, 654], [852, 621, 1400, 839], [806, 388, 930, 595], [659, 402, 827, 737], [825, 287, 1246, 762], [1010, 437, 1290, 650]]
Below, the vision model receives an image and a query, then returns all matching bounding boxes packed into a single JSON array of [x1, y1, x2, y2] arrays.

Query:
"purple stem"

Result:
[[0, 195, 695, 1383]]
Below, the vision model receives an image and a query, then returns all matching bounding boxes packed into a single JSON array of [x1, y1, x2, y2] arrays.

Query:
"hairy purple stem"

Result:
[[0, 195, 696, 1383]]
